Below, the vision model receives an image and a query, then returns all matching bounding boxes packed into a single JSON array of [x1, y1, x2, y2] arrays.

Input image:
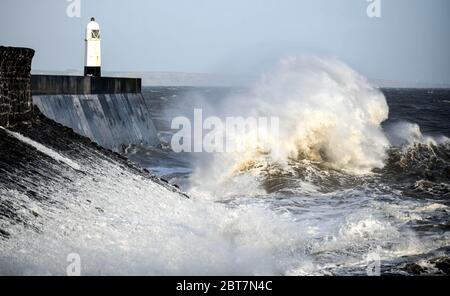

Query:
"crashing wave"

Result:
[[190, 56, 390, 197]]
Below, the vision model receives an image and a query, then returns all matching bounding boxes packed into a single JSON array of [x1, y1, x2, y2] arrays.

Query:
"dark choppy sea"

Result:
[[125, 87, 450, 275]]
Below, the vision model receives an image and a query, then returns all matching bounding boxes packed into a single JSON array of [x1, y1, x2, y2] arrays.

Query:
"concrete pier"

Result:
[[31, 75, 141, 95], [1, 46, 158, 151]]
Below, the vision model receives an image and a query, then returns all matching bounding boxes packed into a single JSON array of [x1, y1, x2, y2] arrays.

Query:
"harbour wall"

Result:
[[31, 75, 141, 95], [0, 46, 158, 152], [33, 93, 159, 152]]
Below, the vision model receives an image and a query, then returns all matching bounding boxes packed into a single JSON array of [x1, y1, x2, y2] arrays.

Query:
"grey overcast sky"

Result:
[[0, 0, 449, 84]]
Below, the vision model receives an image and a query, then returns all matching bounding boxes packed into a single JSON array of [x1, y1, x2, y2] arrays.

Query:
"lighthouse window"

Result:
[[91, 30, 100, 39]]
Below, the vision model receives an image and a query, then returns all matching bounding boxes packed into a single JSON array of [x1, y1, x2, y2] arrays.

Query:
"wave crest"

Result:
[[191, 56, 391, 195]]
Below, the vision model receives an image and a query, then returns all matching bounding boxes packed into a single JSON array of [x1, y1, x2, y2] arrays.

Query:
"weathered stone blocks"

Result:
[[0, 46, 35, 127]]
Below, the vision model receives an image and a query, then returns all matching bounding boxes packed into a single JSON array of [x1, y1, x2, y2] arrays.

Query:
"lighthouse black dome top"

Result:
[[91, 17, 95, 21]]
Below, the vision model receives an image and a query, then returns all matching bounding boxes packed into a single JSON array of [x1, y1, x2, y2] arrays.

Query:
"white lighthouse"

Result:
[[84, 17, 101, 77]]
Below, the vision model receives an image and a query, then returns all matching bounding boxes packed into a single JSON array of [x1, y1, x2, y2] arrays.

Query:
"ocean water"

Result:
[[1, 57, 449, 275], [125, 59, 450, 275]]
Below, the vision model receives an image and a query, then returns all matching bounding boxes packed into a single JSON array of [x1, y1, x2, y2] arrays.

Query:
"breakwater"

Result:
[[32, 75, 159, 152], [31, 75, 141, 95]]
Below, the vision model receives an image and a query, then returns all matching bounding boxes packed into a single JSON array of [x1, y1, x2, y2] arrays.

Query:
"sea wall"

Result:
[[0, 46, 158, 152], [0, 46, 35, 127], [32, 77, 159, 152], [33, 93, 159, 152], [31, 71, 158, 152], [31, 75, 141, 95]]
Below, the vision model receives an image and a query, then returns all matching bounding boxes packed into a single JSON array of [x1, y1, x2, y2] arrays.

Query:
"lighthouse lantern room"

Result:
[[84, 17, 101, 77]]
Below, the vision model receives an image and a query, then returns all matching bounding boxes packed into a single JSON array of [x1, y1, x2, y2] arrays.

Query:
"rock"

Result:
[[430, 257, 450, 274], [402, 263, 426, 275]]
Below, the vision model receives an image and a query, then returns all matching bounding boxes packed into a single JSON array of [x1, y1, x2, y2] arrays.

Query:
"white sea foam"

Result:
[[385, 121, 450, 147], [190, 56, 390, 196], [2, 174, 438, 276], [1, 134, 438, 276], [0, 132, 446, 276], [1, 57, 448, 276], [241, 56, 389, 170], [0, 160, 310, 275]]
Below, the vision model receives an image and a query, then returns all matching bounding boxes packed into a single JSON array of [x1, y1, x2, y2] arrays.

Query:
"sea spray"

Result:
[[2, 69, 450, 276], [189, 56, 391, 196], [385, 121, 450, 147]]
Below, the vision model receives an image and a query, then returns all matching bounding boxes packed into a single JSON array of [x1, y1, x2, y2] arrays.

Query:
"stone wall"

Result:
[[0, 46, 35, 127]]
